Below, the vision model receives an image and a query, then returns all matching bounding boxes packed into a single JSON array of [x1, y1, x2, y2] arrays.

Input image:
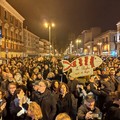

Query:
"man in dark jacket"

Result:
[[77, 95, 102, 120], [36, 80, 56, 120]]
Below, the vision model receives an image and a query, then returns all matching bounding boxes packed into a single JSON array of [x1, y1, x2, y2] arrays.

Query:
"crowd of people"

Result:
[[0, 56, 119, 120]]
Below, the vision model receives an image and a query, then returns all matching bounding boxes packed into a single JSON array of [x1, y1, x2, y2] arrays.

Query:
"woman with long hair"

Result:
[[57, 83, 72, 117]]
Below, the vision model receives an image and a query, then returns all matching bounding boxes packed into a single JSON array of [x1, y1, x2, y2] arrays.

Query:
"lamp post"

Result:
[[76, 39, 81, 55], [44, 22, 55, 45], [97, 42, 102, 55], [44, 22, 55, 55]]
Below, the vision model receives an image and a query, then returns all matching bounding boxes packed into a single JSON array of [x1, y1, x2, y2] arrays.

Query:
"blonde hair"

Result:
[[47, 72, 55, 78], [55, 113, 71, 120], [28, 102, 43, 120]]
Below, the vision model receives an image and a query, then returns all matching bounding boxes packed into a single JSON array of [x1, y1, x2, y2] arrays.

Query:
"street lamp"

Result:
[[76, 39, 81, 54], [44, 22, 55, 45], [97, 42, 102, 55]]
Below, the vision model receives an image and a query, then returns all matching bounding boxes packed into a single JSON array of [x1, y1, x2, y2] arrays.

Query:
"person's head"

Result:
[[101, 69, 106, 75], [38, 80, 48, 93], [55, 113, 71, 120], [59, 83, 69, 95], [55, 69, 58, 74], [96, 69, 101, 75], [32, 80, 40, 91], [8, 82, 17, 95], [47, 72, 55, 79], [15, 88, 25, 99], [33, 68, 39, 75], [116, 70, 120, 77], [27, 102, 43, 120], [110, 69, 115, 76], [101, 74, 109, 81], [84, 95, 95, 110], [5, 67, 10, 73], [44, 64, 48, 69], [37, 73, 43, 80], [51, 80, 59, 91], [54, 81, 59, 88], [31, 73, 37, 80], [89, 75, 95, 82], [106, 67, 110, 71]]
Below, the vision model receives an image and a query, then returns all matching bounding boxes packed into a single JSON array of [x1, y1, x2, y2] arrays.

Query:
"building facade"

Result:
[[94, 30, 117, 56], [0, 0, 25, 58], [41, 39, 51, 55], [23, 28, 39, 57], [116, 22, 120, 56], [82, 27, 101, 54]]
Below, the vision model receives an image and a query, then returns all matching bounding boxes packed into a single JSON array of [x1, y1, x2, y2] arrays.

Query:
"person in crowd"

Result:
[[77, 94, 102, 120], [67, 74, 79, 95], [76, 84, 87, 108], [27, 102, 43, 120], [50, 80, 60, 104], [46, 72, 55, 81], [43, 64, 49, 80], [5, 82, 17, 120], [35, 80, 56, 120], [0, 55, 119, 120], [0, 89, 7, 120], [55, 113, 71, 120], [30, 80, 40, 101], [36, 73, 43, 81], [104, 91, 120, 120], [14, 72, 23, 85], [0, 67, 3, 86], [54, 69, 61, 82], [101, 74, 116, 95], [1, 67, 13, 91], [109, 69, 119, 85], [10, 87, 30, 120], [57, 83, 72, 118], [88, 75, 105, 109]]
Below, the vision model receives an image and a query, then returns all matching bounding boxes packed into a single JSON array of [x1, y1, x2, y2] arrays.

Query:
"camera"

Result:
[[92, 113, 102, 120], [92, 114, 99, 118]]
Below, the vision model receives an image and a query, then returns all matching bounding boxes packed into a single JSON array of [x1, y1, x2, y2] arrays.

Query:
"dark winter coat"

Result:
[[9, 98, 28, 120], [105, 103, 120, 120], [77, 104, 101, 120], [57, 92, 72, 115], [36, 89, 56, 120]]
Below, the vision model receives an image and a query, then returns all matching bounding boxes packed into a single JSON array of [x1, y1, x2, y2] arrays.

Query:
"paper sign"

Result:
[[61, 55, 103, 78]]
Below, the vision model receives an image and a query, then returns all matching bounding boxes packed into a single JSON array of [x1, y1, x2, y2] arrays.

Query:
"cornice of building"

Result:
[[23, 28, 39, 39], [94, 30, 117, 39], [0, 0, 25, 22]]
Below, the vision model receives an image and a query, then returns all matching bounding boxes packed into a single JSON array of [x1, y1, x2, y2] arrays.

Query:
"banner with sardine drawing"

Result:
[[61, 56, 103, 78]]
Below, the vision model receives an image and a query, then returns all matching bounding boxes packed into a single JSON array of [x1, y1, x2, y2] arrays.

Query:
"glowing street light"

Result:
[[44, 22, 55, 45]]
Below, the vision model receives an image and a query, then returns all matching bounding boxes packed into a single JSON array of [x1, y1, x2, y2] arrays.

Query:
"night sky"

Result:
[[6, 0, 120, 52]]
